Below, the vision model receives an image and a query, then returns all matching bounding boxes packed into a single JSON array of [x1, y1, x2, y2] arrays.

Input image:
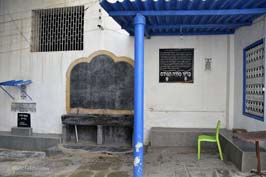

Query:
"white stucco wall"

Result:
[[0, 0, 134, 134], [144, 36, 231, 144], [0, 0, 232, 145], [233, 16, 266, 134]]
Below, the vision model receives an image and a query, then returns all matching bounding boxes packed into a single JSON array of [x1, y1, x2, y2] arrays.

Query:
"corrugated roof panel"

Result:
[[100, 0, 266, 36]]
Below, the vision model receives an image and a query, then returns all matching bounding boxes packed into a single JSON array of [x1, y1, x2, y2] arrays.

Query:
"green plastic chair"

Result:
[[197, 120, 223, 160]]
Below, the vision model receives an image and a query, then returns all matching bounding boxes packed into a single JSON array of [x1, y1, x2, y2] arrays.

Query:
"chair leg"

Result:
[[198, 140, 201, 160], [217, 140, 223, 160]]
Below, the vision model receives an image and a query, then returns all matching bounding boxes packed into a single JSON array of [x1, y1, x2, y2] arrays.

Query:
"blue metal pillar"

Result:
[[133, 13, 145, 177]]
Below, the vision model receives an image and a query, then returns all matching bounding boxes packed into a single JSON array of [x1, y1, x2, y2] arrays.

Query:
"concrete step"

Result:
[[11, 127, 33, 136], [220, 130, 266, 172], [0, 131, 61, 151], [150, 127, 217, 148]]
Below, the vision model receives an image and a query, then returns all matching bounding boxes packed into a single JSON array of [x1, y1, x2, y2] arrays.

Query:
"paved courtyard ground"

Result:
[[0, 146, 254, 177]]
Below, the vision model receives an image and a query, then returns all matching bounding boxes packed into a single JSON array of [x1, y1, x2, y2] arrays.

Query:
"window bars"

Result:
[[31, 6, 84, 52], [243, 39, 265, 121]]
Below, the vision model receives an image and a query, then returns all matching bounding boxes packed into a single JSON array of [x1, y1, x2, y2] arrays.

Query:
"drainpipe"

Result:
[[133, 13, 145, 177]]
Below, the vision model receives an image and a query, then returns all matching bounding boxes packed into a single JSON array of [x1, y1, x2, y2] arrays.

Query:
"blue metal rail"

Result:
[[109, 8, 266, 16]]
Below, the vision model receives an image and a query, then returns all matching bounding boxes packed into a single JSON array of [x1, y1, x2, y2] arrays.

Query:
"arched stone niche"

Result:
[[66, 50, 134, 115]]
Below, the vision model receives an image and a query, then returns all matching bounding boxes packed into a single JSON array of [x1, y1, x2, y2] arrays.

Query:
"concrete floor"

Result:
[[0, 146, 256, 177]]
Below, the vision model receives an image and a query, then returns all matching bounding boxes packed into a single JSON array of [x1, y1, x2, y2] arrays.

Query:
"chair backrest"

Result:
[[216, 120, 221, 140]]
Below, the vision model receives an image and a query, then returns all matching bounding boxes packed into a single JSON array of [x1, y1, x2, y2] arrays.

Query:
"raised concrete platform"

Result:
[[11, 127, 33, 136], [220, 130, 266, 172], [150, 127, 266, 172], [150, 127, 217, 147], [0, 131, 61, 151]]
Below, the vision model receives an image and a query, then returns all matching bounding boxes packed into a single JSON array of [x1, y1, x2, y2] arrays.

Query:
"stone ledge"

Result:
[[61, 114, 133, 126], [0, 131, 61, 151]]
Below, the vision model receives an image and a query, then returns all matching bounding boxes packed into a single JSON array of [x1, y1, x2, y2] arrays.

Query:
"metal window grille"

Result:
[[243, 39, 265, 121], [31, 6, 84, 52]]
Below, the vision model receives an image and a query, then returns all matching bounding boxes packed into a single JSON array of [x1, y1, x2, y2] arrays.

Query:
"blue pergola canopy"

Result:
[[100, 0, 266, 36], [0, 80, 32, 86], [0, 80, 32, 100]]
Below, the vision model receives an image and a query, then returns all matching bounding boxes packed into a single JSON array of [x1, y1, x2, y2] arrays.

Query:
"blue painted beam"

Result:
[[183, 0, 197, 25], [231, 0, 245, 9], [209, 0, 219, 9], [109, 8, 266, 16], [165, 0, 172, 25], [242, 0, 257, 8], [133, 13, 145, 177], [143, 0, 152, 10], [253, 0, 266, 8], [232, 1, 266, 23], [192, 0, 206, 24], [125, 22, 252, 31], [99, 0, 114, 11], [215, 0, 245, 24], [147, 22, 252, 29], [199, 0, 222, 24], [239, 14, 262, 25], [219, 0, 231, 9], [216, 14, 232, 24], [120, 0, 133, 11], [150, 31, 234, 36], [174, 0, 181, 25], [130, 0, 140, 10], [154, 0, 162, 26], [135, 0, 144, 10], [117, 0, 135, 24], [111, 16, 129, 31], [142, 0, 155, 26]]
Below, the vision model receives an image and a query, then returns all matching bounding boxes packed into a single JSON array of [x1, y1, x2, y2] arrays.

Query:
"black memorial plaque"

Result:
[[70, 54, 134, 110], [159, 48, 194, 83], [17, 113, 31, 127]]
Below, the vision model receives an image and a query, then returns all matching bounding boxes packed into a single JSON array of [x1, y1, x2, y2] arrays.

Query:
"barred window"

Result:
[[243, 39, 265, 121], [31, 6, 84, 52]]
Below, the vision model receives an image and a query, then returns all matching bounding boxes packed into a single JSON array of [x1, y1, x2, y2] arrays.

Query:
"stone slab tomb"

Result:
[[62, 51, 134, 146]]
